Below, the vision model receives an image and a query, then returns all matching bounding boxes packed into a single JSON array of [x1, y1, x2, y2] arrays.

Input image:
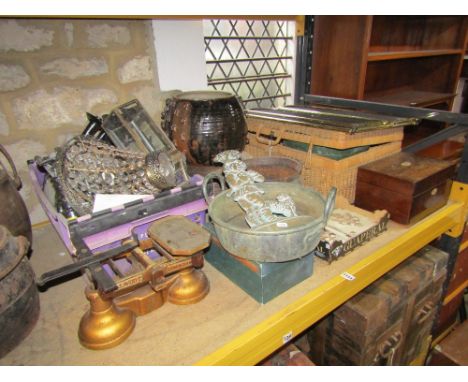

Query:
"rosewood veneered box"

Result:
[[354, 152, 456, 224]]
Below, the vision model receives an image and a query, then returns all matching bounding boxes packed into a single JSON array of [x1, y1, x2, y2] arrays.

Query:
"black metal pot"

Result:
[[0, 144, 32, 244], [0, 226, 39, 358], [162, 91, 247, 166]]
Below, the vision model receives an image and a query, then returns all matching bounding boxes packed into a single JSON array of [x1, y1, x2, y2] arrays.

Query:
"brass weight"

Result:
[[78, 287, 136, 350], [78, 216, 211, 350], [167, 267, 210, 305]]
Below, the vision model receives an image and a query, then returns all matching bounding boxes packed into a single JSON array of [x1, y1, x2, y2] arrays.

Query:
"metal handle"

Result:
[[376, 331, 403, 366], [202, 172, 227, 203], [255, 127, 282, 145], [0, 144, 21, 189], [36, 239, 138, 288], [416, 301, 435, 324], [323, 187, 337, 224]]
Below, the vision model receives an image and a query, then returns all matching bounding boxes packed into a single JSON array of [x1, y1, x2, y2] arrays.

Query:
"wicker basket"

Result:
[[244, 132, 402, 203], [247, 116, 404, 149]]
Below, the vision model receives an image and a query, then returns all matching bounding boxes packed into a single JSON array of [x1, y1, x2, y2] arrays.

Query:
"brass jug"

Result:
[[0, 144, 31, 244]]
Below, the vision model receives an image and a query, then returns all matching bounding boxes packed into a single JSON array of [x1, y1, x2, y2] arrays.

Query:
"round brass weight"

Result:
[[167, 268, 210, 305], [78, 287, 136, 350]]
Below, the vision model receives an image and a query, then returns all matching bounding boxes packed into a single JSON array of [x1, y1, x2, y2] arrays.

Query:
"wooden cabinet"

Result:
[[311, 16, 468, 109]]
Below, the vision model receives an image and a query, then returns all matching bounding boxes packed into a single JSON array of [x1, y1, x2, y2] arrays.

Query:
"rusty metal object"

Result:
[[162, 91, 247, 166], [0, 226, 39, 359], [0, 144, 32, 244]]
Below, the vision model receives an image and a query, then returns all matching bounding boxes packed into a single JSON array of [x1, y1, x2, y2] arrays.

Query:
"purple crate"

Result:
[[28, 162, 208, 257]]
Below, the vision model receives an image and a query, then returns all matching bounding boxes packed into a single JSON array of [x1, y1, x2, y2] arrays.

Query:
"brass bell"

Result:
[[167, 268, 210, 305], [78, 287, 136, 350]]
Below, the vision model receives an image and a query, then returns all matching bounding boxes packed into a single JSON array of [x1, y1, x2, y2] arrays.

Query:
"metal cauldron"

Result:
[[0, 144, 32, 244], [162, 91, 247, 166], [203, 176, 336, 263], [0, 225, 39, 358]]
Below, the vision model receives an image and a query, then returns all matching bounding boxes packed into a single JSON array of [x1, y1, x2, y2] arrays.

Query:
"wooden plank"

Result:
[[1, 202, 463, 366], [367, 49, 463, 61], [365, 89, 455, 107]]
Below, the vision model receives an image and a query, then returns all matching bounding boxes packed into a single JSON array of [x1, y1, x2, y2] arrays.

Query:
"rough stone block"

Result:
[[3, 140, 47, 172], [0, 111, 9, 136], [118, 55, 153, 84], [86, 23, 131, 48], [0, 20, 54, 52], [64, 23, 74, 48], [129, 85, 160, 119], [0, 64, 31, 92], [40, 58, 108, 79], [56, 132, 78, 147], [3, 140, 49, 224], [12, 87, 118, 130]]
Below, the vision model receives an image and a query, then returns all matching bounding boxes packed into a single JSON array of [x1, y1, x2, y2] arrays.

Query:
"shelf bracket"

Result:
[[446, 181, 468, 238]]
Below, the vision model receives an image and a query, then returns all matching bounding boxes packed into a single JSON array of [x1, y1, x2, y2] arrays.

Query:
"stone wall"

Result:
[[0, 18, 162, 224]]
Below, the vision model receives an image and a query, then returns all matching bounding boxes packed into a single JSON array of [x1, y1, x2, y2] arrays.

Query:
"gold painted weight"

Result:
[[78, 215, 211, 350]]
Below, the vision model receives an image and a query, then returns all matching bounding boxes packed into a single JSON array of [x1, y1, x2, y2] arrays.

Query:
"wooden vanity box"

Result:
[[354, 152, 456, 224]]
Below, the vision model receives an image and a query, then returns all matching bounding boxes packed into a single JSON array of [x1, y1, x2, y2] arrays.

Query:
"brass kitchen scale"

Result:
[[246, 105, 419, 134], [37, 215, 211, 350]]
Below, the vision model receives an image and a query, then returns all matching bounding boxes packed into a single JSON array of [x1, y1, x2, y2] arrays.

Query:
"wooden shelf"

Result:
[[367, 49, 464, 62], [311, 16, 468, 108], [1, 193, 465, 365], [365, 89, 456, 107]]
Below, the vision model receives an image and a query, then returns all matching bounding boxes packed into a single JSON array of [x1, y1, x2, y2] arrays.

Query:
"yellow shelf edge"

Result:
[[459, 240, 468, 253], [195, 202, 463, 366], [444, 280, 468, 305]]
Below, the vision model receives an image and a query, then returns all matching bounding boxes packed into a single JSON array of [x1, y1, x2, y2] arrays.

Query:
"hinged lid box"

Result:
[[354, 152, 456, 224]]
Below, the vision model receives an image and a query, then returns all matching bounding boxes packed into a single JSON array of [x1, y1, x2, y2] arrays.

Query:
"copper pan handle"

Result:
[[324, 187, 337, 224], [202, 172, 227, 204]]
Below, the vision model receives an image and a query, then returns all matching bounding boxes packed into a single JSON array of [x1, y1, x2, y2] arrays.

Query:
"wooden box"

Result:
[[314, 198, 390, 263], [307, 245, 449, 365], [203, 223, 314, 304], [308, 281, 408, 365], [428, 320, 468, 366], [432, 291, 465, 340], [259, 343, 316, 366], [354, 152, 456, 224]]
